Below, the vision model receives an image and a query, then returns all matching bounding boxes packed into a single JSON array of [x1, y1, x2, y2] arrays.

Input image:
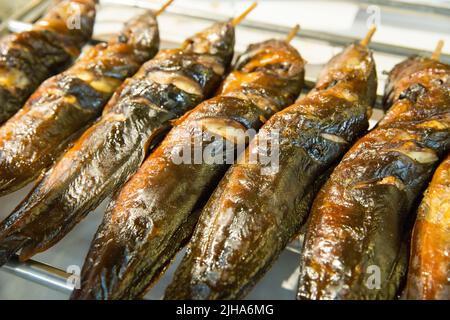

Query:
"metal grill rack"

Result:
[[0, 0, 448, 299]]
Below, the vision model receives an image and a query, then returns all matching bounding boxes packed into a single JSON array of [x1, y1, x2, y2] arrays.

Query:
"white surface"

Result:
[[143, 0, 450, 54]]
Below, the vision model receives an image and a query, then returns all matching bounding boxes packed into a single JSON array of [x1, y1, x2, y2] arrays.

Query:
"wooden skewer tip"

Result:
[[286, 24, 300, 43], [155, 0, 175, 16], [360, 24, 377, 47], [231, 2, 258, 26], [431, 40, 444, 61]]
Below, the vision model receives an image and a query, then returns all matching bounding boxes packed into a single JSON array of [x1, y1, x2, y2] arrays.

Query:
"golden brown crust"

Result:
[[0, 12, 160, 196], [0, 0, 96, 123], [297, 57, 450, 300], [71, 39, 305, 300], [405, 154, 450, 300], [383, 56, 450, 110], [164, 43, 377, 300], [0, 21, 235, 279]]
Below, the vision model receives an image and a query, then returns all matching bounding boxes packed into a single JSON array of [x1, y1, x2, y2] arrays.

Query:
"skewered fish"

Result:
[[164, 28, 378, 300], [0, 9, 162, 196], [72, 24, 306, 300], [405, 153, 449, 300], [0, 0, 96, 124], [0, 3, 237, 268], [297, 44, 450, 300]]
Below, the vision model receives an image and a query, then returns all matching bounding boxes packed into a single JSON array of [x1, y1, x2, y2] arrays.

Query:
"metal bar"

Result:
[[4, 247, 309, 295], [101, 0, 450, 64], [169, 12, 450, 63], [0, 0, 47, 34], [103, 0, 450, 16], [347, 0, 450, 16], [7, 20, 33, 33], [2, 255, 74, 294], [7, 0, 449, 62]]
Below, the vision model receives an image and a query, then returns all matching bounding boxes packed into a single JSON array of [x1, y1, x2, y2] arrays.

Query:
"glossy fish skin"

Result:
[[0, 12, 160, 196], [72, 39, 305, 300], [0, 22, 235, 267], [405, 154, 450, 300], [0, 12, 161, 264], [297, 56, 450, 300], [0, 0, 96, 123], [165, 43, 377, 300]]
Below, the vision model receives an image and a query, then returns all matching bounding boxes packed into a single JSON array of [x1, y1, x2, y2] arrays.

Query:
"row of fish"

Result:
[[0, 0, 448, 300]]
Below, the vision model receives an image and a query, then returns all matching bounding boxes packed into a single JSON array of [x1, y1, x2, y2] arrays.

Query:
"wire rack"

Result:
[[0, 0, 448, 298]]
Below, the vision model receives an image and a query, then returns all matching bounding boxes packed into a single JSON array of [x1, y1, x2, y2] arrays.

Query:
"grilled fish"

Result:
[[0, 20, 235, 267], [165, 40, 377, 300], [0, 0, 96, 123], [72, 37, 305, 300], [405, 153, 450, 300], [297, 55, 450, 300], [0, 11, 160, 196]]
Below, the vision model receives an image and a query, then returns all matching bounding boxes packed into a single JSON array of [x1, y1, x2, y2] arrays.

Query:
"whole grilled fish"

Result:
[[405, 153, 450, 300], [0, 0, 96, 123], [297, 56, 450, 300], [72, 38, 306, 300], [0, 20, 235, 267], [165, 41, 378, 300], [0, 11, 160, 196]]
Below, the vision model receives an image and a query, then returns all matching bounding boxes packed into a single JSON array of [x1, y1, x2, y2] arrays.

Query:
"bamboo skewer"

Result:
[[431, 40, 444, 61], [231, 2, 258, 27], [360, 25, 377, 47], [155, 0, 175, 16], [286, 24, 300, 43], [180, 2, 257, 50]]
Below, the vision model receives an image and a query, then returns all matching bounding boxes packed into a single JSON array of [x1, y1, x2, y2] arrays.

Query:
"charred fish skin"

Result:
[[0, 12, 160, 197], [0, 0, 96, 123], [0, 22, 235, 268], [0, 12, 162, 263], [72, 39, 305, 300], [405, 154, 450, 300], [297, 57, 450, 300], [382, 56, 450, 111], [164, 43, 377, 300]]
